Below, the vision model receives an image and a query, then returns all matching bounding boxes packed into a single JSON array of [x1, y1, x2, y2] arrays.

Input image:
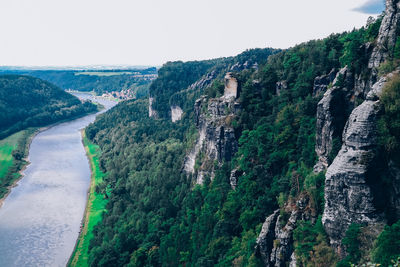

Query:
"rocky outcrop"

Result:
[[171, 105, 183, 122], [230, 61, 259, 72], [183, 74, 241, 184], [288, 253, 297, 267], [183, 124, 206, 174], [256, 196, 312, 267], [312, 69, 337, 97], [229, 168, 242, 189], [314, 67, 354, 172], [269, 211, 299, 267], [193, 97, 239, 184], [322, 75, 389, 252], [188, 70, 217, 91], [321, 0, 400, 252], [369, 0, 400, 71], [224, 73, 239, 98], [148, 97, 158, 118], [256, 210, 280, 266]]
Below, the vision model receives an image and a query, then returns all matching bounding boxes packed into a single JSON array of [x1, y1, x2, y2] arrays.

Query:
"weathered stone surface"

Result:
[[188, 70, 217, 91], [183, 108, 206, 174], [270, 211, 299, 267], [171, 105, 183, 122], [230, 61, 259, 72], [320, 2, 400, 253], [369, 0, 400, 70], [224, 72, 239, 99], [256, 196, 312, 267], [148, 97, 158, 118], [183, 76, 240, 184], [229, 168, 243, 189], [352, 43, 375, 98], [288, 252, 297, 267], [366, 72, 399, 100], [256, 210, 280, 267], [322, 95, 384, 251], [314, 67, 354, 172], [312, 69, 337, 97]]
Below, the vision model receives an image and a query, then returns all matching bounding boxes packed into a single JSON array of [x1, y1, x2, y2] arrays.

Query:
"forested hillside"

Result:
[[0, 75, 97, 138], [84, 3, 400, 266], [0, 68, 157, 97], [149, 48, 277, 118]]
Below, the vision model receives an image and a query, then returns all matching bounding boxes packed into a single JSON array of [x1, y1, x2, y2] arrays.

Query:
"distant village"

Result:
[[101, 89, 135, 100]]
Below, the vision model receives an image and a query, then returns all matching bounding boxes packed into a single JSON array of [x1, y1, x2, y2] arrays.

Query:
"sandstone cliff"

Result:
[[183, 73, 240, 184], [318, 0, 400, 254], [256, 196, 314, 266]]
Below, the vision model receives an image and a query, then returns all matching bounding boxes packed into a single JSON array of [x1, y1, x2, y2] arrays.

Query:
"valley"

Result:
[[0, 1, 400, 266]]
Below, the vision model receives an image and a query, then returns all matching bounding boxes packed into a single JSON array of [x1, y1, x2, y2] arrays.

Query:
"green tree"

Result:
[[372, 220, 400, 266]]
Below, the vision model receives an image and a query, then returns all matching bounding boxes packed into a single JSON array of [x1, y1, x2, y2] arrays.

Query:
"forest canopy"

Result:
[[0, 75, 97, 139]]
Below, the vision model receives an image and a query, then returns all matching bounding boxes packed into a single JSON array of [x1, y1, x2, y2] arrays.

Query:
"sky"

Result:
[[0, 0, 385, 67]]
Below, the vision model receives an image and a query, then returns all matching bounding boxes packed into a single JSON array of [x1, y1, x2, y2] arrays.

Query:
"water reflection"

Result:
[[0, 93, 116, 267]]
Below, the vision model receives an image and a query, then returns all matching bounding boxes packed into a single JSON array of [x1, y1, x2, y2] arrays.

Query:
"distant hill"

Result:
[[0, 75, 97, 138], [0, 67, 158, 98]]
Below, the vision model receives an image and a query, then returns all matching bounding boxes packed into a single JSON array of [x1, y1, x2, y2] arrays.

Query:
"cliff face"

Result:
[[322, 77, 386, 249], [183, 73, 240, 184], [314, 67, 353, 172], [256, 196, 314, 267], [369, 0, 400, 71], [171, 105, 183, 122], [318, 0, 400, 253], [148, 96, 158, 118]]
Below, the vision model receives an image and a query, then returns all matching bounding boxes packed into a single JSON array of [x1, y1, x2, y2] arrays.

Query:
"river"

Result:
[[0, 93, 116, 267]]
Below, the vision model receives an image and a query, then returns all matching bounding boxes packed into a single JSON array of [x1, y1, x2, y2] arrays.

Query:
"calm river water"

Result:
[[0, 94, 116, 267]]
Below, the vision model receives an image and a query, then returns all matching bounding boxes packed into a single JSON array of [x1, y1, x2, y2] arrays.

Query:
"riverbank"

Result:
[[0, 102, 104, 209], [68, 131, 108, 267], [0, 128, 38, 207]]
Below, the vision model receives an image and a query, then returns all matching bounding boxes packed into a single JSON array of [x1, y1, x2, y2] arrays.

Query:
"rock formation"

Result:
[[322, 90, 384, 250], [321, 0, 400, 253], [148, 97, 158, 118], [188, 70, 217, 91], [256, 196, 312, 266], [183, 73, 240, 184], [322, 72, 400, 249], [312, 69, 337, 97], [313, 67, 354, 172], [171, 105, 183, 122], [224, 73, 239, 99], [369, 0, 400, 71], [229, 168, 242, 189]]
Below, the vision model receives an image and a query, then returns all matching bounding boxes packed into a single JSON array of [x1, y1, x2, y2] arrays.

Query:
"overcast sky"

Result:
[[0, 0, 385, 67]]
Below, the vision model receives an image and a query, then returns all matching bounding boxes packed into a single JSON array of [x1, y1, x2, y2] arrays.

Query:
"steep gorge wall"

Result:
[[318, 0, 400, 254], [183, 74, 240, 184], [322, 76, 387, 250]]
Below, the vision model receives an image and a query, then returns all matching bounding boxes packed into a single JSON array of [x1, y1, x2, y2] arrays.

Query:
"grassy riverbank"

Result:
[[69, 131, 107, 267], [0, 128, 37, 201]]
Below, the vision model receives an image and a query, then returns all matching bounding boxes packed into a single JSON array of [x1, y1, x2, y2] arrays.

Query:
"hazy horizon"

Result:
[[0, 0, 385, 67]]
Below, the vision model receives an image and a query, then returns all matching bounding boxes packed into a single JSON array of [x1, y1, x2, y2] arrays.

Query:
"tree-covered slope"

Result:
[[149, 48, 278, 119], [0, 75, 97, 138], [83, 8, 400, 267], [0, 68, 157, 97]]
